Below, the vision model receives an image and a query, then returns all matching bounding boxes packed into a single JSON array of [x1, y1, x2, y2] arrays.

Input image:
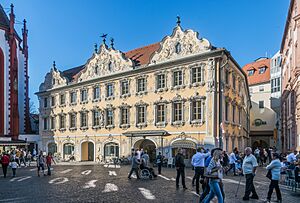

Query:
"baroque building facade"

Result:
[[281, 0, 300, 152], [0, 4, 31, 142], [37, 21, 251, 164]]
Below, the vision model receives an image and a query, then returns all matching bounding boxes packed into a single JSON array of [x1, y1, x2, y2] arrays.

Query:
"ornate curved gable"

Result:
[[78, 44, 134, 82], [39, 65, 67, 91], [150, 25, 211, 64]]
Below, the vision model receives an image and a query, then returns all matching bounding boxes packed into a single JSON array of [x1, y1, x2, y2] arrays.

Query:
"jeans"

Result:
[[128, 168, 140, 179], [12, 168, 16, 177], [193, 167, 204, 194], [47, 164, 51, 175], [2, 165, 8, 178], [203, 180, 223, 203], [244, 174, 258, 198], [176, 168, 186, 187], [267, 180, 282, 201]]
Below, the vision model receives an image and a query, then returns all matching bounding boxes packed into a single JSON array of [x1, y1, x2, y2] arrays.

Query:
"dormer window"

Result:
[[175, 42, 181, 54], [108, 62, 113, 72], [259, 66, 266, 74], [248, 69, 254, 76]]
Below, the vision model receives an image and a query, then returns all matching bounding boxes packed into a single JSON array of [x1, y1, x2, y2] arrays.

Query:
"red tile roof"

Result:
[[242, 58, 271, 86]]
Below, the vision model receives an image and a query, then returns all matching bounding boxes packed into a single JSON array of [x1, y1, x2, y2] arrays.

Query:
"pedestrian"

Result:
[[141, 151, 149, 167], [226, 149, 238, 176], [156, 152, 163, 174], [1, 152, 10, 178], [128, 152, 140, 179], [27, 151, 32, 166], [286, 150, 297, 165], [191, 147, 210, 194], [254, 147, 260, 165], [265, 153, 282, 203], [242, 147, 259, 201], [46, 152, 56, 176], [37, 151, 46, 177], [202, 149, 224, 203], [10, 157, 18, 177], [175, 148, 187, 189]]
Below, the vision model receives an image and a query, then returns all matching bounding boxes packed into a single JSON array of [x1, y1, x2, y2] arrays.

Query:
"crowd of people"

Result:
[[0, 148, 55, 178]]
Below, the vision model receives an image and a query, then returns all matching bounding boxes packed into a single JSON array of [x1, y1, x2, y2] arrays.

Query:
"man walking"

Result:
[[242, 147, 259, 201], [46, 152, 56, 176], [128, 152, 140, 179], [1, 153, 10, 178], [175, 149, 187, 189], [156, 152, 163, 174], [226, 149, 238, 176], [191, 147, 210, 194]]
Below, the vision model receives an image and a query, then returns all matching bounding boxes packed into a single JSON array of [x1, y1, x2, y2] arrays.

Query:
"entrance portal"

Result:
[[134, 139, 156, 162], [252, 139, 269, 149], [81, 141, 94, 161], [63, 143, 74, 159]]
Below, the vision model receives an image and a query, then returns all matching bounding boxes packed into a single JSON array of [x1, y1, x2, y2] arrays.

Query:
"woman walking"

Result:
[[265, 153, 282, 203], [202, 149, 224, 203]]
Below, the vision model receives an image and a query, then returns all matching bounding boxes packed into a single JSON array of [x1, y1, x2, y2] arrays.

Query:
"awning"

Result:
[[123, 130, 170, 137], [172, 140, 196, 149], [0, 140, 29, 146]]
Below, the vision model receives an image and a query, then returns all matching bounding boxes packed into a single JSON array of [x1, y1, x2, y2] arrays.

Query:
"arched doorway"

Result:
[[63, 143, 74, 159], [104, 142, 119, 160], [171, 140, 196, 167], [0, 48, 4, 135], [134, 139, 156, 162], [48, 143, 57, 154], [81, 141, 94, 161], [252, 140, 268, 149]]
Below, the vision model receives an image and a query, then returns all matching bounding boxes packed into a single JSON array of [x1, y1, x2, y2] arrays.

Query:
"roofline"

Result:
[[280, 0, 294, 53]]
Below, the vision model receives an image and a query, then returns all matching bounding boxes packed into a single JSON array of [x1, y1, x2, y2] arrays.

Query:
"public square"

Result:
[[0, 163, 299, 203]]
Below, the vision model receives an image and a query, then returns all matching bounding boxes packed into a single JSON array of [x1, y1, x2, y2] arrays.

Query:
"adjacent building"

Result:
[[242, 58, 277, 149], [0, 4, 31, 149], [281, 0, 300, 152], [36, 20, 251, 164]]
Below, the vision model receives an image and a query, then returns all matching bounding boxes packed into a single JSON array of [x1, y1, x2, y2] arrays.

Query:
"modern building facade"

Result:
[[0, 4, 31, 143], [281, 0, 300, 152], [270, 51, 282, 150], [242, 58, 277, 149], [37, 20, 251, 164]]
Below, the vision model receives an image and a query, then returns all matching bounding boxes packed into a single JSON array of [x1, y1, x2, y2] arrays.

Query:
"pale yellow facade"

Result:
[[37, 24, 251, 163]]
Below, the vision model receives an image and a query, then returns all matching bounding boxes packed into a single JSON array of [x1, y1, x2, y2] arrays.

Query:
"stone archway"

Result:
[[81, 141, 94, 161], [134, 139, 157, 162]]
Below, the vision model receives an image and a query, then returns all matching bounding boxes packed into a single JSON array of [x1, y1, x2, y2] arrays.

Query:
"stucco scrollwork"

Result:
[[78, 44, 134, 81], [39, 67, 67, 91], [150, 26, 211, 64]]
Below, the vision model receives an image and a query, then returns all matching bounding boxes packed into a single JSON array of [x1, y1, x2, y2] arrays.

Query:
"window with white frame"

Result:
[[80, 112, 88, 127], [70, 92, 77, 104], [173, 102, 183, 122], [44, 97, 48, 108], [173, 70, 183, 86], [137, 106, 146, 124], [81, 89, 88, 102], [191, 67, 202, 84], [259, 66, 266, 74], [60, 94, 65, 105], [191, 100, 202, 121], [50, 117, 55, 130], [121, 81, 129, 95], [51, 96, 56, 107], [93, 110, 101, 126], [43, 118, 48, 130], [106, 109, 114, 126], [59, 114, 66, 129], [106, 83, 113, 97], [137, 78, 146, 93], [156, 104, 166, 123], [271, 78, 280, 93], [120, 107, 129, 125], [156, 74, 166, 89], [93, 86, 100, 100], [69, 114, 76, 128]]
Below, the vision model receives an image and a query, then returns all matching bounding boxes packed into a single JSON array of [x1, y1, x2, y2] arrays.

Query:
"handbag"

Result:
[[266, 169, 272, 180]]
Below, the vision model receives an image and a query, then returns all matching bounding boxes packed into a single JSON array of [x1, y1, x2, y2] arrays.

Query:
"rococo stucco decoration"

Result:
[[150, 25, 211, 64], [78, 44, 134, 81], [39, 67, 67, 91]]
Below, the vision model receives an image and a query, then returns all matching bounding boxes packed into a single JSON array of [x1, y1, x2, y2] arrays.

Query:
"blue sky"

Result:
[[2, 0, 289, 111]]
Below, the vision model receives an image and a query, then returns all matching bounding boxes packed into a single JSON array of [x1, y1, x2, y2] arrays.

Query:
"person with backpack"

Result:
[[175, 148, 187, 189], [1, 153, 10, 178], [46, 152, 56, 176], [156, 152, 163, 174], [37, 151, 46, 177]]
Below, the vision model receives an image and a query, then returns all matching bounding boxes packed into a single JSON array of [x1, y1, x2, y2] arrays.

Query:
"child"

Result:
[[11, 158, 18, 177]]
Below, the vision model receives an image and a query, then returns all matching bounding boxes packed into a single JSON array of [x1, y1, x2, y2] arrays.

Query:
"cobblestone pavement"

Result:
[[0, 164, 299, 203]]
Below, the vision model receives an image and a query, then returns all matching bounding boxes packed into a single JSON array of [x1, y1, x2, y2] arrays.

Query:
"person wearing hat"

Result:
[[265, 153, 282, 203]]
